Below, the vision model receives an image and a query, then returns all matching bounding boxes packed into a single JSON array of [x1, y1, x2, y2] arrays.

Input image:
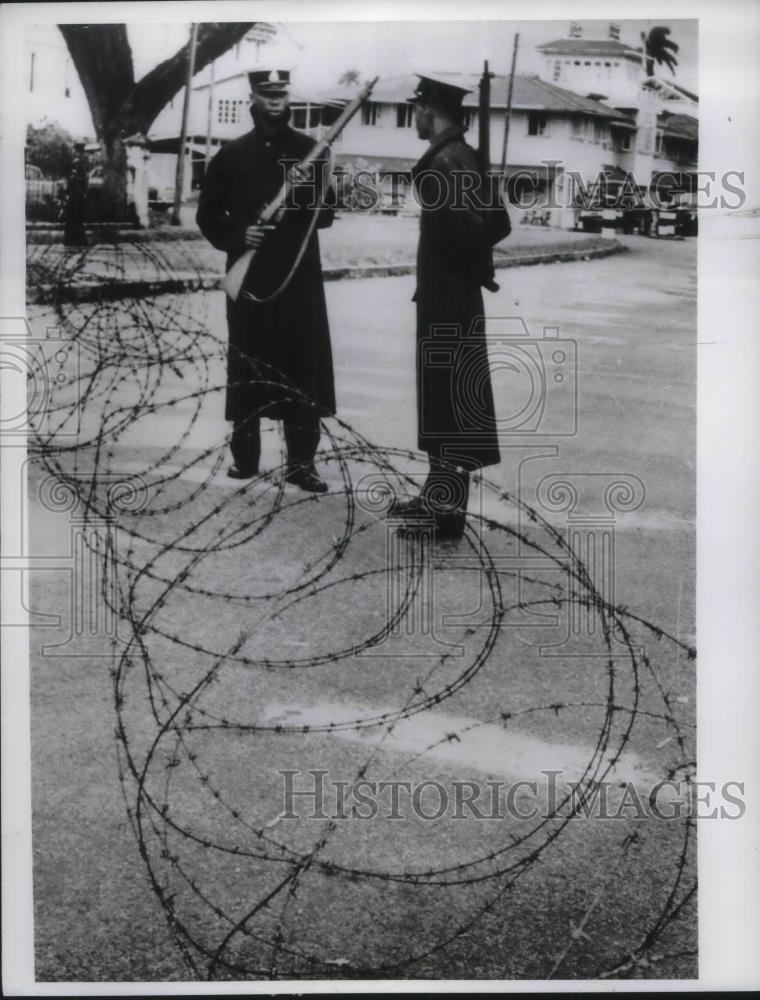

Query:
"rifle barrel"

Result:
[[224, 77, 379, 299], [260, 76, 379, 223]]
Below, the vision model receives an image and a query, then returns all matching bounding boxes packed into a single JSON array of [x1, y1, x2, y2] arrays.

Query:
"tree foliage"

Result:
[[26, 121, 76, 178], [641, 26, 679, 77]]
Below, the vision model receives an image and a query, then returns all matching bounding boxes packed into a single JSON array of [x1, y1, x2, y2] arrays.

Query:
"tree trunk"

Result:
[[59, 23, 255, 223], [101, 133, 129, 222]]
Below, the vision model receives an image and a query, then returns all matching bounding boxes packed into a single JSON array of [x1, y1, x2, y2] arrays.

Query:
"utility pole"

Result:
[[478, 60, 493, 174], [172, 22, 198, 226], [204, 58, 215, 169], [500, 33, 520, 178]]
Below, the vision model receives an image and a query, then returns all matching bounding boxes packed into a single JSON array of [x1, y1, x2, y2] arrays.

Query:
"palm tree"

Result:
[[640, 26, 679, 77]]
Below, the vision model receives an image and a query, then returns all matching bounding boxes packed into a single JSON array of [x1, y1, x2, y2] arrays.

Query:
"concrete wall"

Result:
[[149, 151, 192, 199]]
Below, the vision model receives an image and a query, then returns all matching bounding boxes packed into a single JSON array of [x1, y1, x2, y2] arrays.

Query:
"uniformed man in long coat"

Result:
[[197, 70, 335, 492], [392, 75, 501, 538]]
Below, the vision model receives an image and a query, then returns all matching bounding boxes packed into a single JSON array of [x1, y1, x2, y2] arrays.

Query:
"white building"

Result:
[[25, 25, 95, 138], [320, 73, 638, 207], [148, 26, 308, 199], [147, 25, 697, 226], [536, 23, 698, 196], [25, 20, 697, 226], [537, 23, 645, 108], [149, 66, 640, 221]]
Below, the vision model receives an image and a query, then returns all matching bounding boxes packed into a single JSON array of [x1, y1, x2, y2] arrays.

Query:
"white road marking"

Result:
[[262, 699, 665, 790]]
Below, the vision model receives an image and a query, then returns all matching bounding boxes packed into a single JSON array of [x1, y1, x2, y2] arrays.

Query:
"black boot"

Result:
[[229, 417, 261, 479], [432, 510, 467, 540], [285, 463, 328, 493], [393, 460, 469, 540], [387, 495, 430, 518], [283, 414, 325, 492], [228, 464, 258, 480]]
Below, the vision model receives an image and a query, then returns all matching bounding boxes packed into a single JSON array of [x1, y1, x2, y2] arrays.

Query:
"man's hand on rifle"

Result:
[[289, 163, 311, 185], [244, 224, 274, 249]]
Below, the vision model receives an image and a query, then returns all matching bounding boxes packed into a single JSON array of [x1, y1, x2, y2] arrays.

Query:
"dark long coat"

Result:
[[197, 120, 335, 422], [412, 126, 501, 469]]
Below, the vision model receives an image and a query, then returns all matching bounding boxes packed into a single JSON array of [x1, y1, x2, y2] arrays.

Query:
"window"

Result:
[[584, 61, 591, 66], [461, 108, 474, 131], [620, 132, 632, 151], [396, 103, 414, 128], [593, 121, 606, 143], [361, 101, 378, 126], [655, 130, 663, 155], [553, 60, 561, 81], [29, 51, 35, 92], [292, 106, 320, 130], [321, 105, 342, 128], [528, 112, 547, 136], [571, 117, 590, 140], [217, 99, 245, 125]]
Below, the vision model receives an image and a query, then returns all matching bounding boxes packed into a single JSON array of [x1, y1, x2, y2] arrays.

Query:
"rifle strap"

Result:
[[241, 148, 336, 305]]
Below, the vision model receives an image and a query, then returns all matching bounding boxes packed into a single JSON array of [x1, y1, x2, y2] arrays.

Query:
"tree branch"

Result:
[[59, 22, 255, 140], [129, 22, 255, 134], [59, 25, 135, 138]]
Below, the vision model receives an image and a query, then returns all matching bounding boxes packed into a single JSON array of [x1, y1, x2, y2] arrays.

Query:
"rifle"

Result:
[[222, 76, 379, 302], [476, 60, 511, 292]]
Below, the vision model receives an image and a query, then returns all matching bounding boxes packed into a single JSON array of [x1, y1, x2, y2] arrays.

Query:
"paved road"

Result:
[[327, 234, 696, 639], [28, 235, 697, 980]]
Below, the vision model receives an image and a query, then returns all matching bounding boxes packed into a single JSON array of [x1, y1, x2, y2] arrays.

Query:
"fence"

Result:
[[26, 177, 66, 222]]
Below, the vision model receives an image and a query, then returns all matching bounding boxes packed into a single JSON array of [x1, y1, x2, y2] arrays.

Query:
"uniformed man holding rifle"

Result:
[[198, 69, 345, 492]]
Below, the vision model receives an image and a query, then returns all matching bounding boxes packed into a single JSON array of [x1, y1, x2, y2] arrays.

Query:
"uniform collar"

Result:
[[412, 125, 466, 177]]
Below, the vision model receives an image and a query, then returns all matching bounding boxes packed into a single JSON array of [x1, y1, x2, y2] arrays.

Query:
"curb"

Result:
[[325, 241, 627, 281], [28, 240, 626, 305]]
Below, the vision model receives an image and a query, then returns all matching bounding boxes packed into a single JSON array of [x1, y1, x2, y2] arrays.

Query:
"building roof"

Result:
[[536, 37, 642, 62], [670, 82, 699, 103], [657, 111, 698, 141], [320, 73, 635, 122], [642, 77, 699, 104]]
